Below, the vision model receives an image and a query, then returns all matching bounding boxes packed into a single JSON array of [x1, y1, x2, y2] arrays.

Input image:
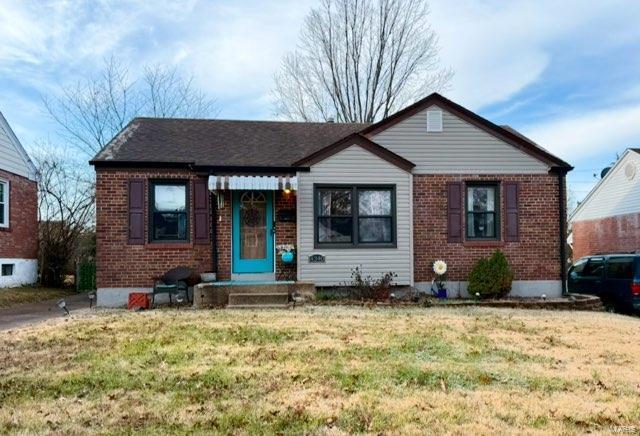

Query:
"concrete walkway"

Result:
[[0, 293, 91, 331]]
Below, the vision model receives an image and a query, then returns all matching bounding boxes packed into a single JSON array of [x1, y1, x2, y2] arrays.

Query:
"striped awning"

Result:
[[208, 175, 298, 191]]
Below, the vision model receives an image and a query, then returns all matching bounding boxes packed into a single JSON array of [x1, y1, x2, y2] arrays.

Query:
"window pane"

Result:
[[153, 212, 187, 240], [1, 264, 14, 276], [359, 217, 392, 243], [467, 212, 495, 238], [359, 190, 391, 216], [583, 258, 604, 277], [0, 204, 3, 225], [154, 185, 186, 212], [467, 186, 495, 212], [319, 189, 351, 216], [0, 182, 4, 202], [318, 217, 352, 243], [606, 257, 635, 279]]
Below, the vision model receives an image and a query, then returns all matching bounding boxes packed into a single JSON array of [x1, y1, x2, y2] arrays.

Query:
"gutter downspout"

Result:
[[556, 169, 569, 295]]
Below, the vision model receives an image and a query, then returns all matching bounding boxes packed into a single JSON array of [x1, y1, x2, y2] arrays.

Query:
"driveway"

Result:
[[0, 293, 91, 331]]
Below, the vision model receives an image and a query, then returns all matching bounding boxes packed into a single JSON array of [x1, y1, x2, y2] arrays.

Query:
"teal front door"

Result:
[[232, 191, 274, 274]]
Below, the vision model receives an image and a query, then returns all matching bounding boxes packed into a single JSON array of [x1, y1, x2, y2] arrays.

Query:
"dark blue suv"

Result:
[[568, 254, 640, 313]]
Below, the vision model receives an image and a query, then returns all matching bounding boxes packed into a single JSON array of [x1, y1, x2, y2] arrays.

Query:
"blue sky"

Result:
[[0, 0, 639, 204]]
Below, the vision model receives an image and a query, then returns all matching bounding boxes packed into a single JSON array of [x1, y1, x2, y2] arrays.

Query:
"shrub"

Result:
[[467, 250, 513, 299], [348, 266, 397, 301]]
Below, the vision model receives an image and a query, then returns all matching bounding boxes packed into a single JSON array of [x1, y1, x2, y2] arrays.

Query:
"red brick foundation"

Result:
[[413, 174, 562, 283], [572, 213, 640, 260], [0, 169, 37, 260]]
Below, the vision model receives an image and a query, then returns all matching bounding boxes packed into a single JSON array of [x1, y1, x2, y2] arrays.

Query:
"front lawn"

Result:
[[0, 286, 76, 308], [1, 307, 639, 433]]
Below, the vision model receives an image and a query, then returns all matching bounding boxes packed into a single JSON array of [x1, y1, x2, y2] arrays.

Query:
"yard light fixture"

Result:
[[176, 291, 185, 308], [88, 292, 96, 308], [57, 299, 70, 316], [541, 294, 547, 301]]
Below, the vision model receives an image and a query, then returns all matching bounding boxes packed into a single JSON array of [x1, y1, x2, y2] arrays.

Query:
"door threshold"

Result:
[[231, 272, 276, 282]]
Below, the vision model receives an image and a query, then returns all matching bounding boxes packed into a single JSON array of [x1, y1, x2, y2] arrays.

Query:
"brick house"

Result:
[[0, 111, 38, 287], [570, 148, 640, 259], [91, 93, 572, 306]]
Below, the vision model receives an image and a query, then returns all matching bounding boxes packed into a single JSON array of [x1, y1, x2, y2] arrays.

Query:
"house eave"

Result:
[[90, 160, 310, 173]]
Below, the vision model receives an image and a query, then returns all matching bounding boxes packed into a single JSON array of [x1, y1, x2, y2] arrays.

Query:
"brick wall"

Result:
[[572, 213, 640, 260], [95, 168, 212, 288], [0, 168, 37, 260], [96, 169, 297, 286], [214, 190, 232, 280], [413, 174, 562, 283], [275, 190, 297, 278]]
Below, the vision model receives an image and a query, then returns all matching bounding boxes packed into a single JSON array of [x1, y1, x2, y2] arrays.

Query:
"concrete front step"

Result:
[[228, 292, 289, 306], [193, 281, 316, 308], [227, 304, 292, 309]]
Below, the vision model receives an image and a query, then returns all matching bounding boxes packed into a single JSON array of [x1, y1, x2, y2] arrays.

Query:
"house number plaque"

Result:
[[308, 254, 325, 263]]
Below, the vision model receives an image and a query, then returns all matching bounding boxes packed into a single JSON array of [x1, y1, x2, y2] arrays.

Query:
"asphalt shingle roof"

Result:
[[91, 118, 369, 168]]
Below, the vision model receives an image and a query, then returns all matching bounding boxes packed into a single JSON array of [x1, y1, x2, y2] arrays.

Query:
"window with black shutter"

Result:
[[149, 180, 190, 243], [466, 183, 499, 240]]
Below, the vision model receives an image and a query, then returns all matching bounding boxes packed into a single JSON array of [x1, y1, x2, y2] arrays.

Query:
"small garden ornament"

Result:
[[432, 260, 448, 299], [276, 244, 296, 264]]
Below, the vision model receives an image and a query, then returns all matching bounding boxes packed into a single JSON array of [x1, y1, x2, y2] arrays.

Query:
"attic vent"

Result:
[[426, 110, 443, 132], [625, 162, 636, 181]]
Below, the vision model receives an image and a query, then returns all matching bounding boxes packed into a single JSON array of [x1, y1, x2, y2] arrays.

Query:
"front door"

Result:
[[232, 191, 274, 274]]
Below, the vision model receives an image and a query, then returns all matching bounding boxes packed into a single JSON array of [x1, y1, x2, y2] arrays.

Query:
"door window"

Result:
[[239, 191, 267, 260], [582, 258, 604, 278]]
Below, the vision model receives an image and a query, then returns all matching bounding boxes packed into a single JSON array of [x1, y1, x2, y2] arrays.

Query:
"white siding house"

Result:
[[0, 112, 36, 180], [0, 111, 38, 288], [570, 149, 640, 222]]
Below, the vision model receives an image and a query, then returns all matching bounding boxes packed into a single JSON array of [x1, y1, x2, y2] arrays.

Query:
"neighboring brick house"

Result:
[[91, 93, 572, 306], [0, 111, 38, 288], [570, 149, 640, 260]]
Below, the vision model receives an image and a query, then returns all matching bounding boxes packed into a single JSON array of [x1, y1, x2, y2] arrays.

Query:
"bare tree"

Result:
[[33, 144, 95, 287], [44, 57, 218, 157], [273, 0, 453, 122]]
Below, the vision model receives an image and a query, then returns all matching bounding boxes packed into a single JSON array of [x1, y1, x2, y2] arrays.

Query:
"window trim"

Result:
[[0, 179, 8, 228], [148, 179, 190, 243], [313, 184, 397, 249], [465, 181, 500, 241], [1, 264, 14, 276]]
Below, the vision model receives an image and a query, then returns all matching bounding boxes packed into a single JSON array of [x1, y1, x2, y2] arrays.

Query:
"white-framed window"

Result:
[[0, 179, 8, 228]]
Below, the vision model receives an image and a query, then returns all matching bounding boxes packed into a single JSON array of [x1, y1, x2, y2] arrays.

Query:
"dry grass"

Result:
[[0, 286, 75, 308], [1, 307, 639, 434]]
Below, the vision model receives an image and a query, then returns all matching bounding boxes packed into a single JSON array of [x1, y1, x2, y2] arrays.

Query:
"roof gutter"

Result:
[[90, 161, 311, 173]]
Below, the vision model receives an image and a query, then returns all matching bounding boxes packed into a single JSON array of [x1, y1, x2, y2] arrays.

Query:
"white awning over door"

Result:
[[208, 175, 298, 191]]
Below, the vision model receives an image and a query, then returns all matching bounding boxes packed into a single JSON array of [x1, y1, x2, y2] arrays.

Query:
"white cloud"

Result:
[[524, 104, 640, 161], [429, 0, 640, 110]]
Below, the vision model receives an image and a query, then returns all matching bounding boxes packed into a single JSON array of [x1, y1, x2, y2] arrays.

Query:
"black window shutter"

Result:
[[128, 180, 145, 245], [193, 179, 210, 245], [505, 182, 519, 242], [447, 182, 462, 243]]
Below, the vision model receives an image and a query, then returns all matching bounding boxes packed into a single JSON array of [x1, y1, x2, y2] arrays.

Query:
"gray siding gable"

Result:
[[297, 142, 413, 286], [0, 111, 36, 180], [372, 104, 550, 174]]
